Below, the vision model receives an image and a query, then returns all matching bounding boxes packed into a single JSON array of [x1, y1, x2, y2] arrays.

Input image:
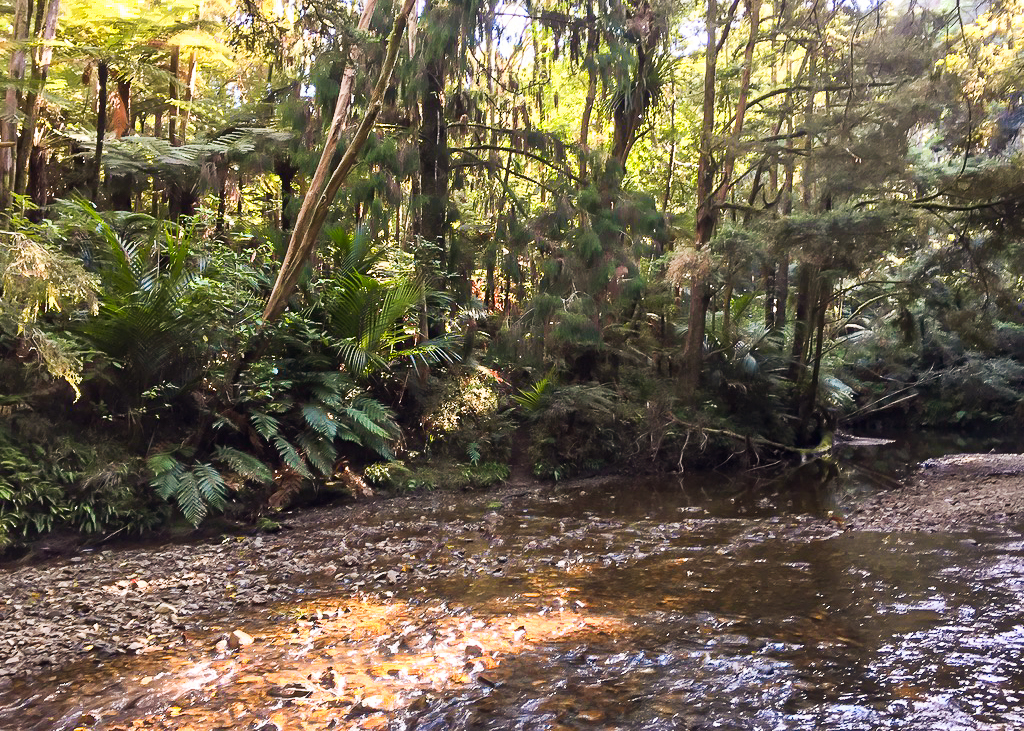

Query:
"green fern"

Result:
[[250, 411, 281, 440], [213, 446, 273, 484], [301, 404, 337, 437], [272, 435, 313, 478], [193, 463, 228, 512], [512, 371, 554, 412]]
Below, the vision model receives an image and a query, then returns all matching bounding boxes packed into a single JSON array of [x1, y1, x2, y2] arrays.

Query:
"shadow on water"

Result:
[[1, 433, 1023, 730]]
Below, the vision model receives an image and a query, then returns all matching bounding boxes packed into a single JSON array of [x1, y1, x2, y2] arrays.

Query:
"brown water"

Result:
[[1, 454, 1023, 730]]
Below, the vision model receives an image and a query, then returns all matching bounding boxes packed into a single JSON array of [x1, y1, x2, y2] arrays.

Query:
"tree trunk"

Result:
[[1, 0, 32, 213], [275, 157, 297, 232], [167, 46, 179, 145], [680, 0, 719, 401], [91, 60, 108, 203], [215, 153, 229, 233], [418, 4, 449, 294], [262, 0, 416, 324], [797, 282, 828, 443], [579, 0, 598, 181], [662, 86, 676, 216], [14, 0, 59, 199], [179, 51, 197, 144]]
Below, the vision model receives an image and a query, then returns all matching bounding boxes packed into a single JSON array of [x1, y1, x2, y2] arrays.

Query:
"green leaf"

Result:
[[250, 410, 281, 440], [296, 430, 337, 475], [193, 463, 228, 512]]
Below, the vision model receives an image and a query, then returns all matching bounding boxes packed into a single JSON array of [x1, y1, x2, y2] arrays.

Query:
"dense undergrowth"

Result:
[[3, 193, 1023, 554]]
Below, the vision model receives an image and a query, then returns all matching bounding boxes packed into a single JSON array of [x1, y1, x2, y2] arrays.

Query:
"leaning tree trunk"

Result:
[[262, 0, 416, 324]]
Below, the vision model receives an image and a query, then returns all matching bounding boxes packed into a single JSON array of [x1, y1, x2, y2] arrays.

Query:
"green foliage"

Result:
[[420, 367, 512, 460], [314, 229, 459, 377], [0, 422, 160, 549], [522, 382, 632, 481], [76, 204, 210, 404], [459, 461, 510, 489], [148, 453, 231, 527], [0, 230, 98, 397], [364, 460, 414, 489], [512, 371, 554, 412]]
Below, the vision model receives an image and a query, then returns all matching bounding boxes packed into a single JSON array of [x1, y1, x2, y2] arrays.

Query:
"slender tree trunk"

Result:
[[418, 5, 449, 296], [680, 0, 719, 402], [262, 0, 416, 324], [91, 60, 108, 203], [1, 0, 32, 213], [167, 46, 179, 146], [275, 157, 297, 232], [179, 51, 197, 144], [215, 153, 229, 233], [716, 0, 760, 200], [662, 83, 676, 216], [797, 283, 828, 442], [774, 119, 794, 329], [14, 0, 59, 199], [579, 0, 598, 181], [787, 42, 818, 379], [108, 74, 133, 209], [787, 262, 816, 383]]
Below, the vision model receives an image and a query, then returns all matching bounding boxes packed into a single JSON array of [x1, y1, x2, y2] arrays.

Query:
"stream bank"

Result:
[[848, 453, 1024, 532]]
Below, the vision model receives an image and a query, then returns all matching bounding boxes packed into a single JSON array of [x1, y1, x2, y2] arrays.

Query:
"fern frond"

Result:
[[193, 463, 229, 512], [296, 430, 337, 475], [250, 410, 281, 440], [213, 446, 273, 484], [272, 435, 312, 478], [513, 372, 554, 412], [173, 471, 206, 526], [344, 406, 390, 438], [301, 404, 338, 438]]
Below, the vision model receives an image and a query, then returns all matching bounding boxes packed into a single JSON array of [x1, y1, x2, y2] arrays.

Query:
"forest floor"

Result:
[[849, 452, 1024, 532]]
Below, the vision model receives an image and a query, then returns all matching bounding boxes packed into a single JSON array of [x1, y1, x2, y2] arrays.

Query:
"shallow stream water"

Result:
[[1, 434, 1023, 730]]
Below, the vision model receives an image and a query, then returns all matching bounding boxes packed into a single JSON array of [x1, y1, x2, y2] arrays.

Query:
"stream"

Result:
[[1, 435, 1023, 730]]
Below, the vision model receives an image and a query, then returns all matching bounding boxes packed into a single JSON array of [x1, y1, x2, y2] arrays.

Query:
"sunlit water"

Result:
[[2, 436, 1023, 730]]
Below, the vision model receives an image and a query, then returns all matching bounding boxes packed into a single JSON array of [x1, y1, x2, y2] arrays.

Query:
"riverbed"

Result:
[[1, 437, 1023, 730]]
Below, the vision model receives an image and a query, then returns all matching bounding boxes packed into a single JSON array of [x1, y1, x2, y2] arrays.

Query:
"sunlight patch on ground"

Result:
[[80, 592, 628, 730]]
